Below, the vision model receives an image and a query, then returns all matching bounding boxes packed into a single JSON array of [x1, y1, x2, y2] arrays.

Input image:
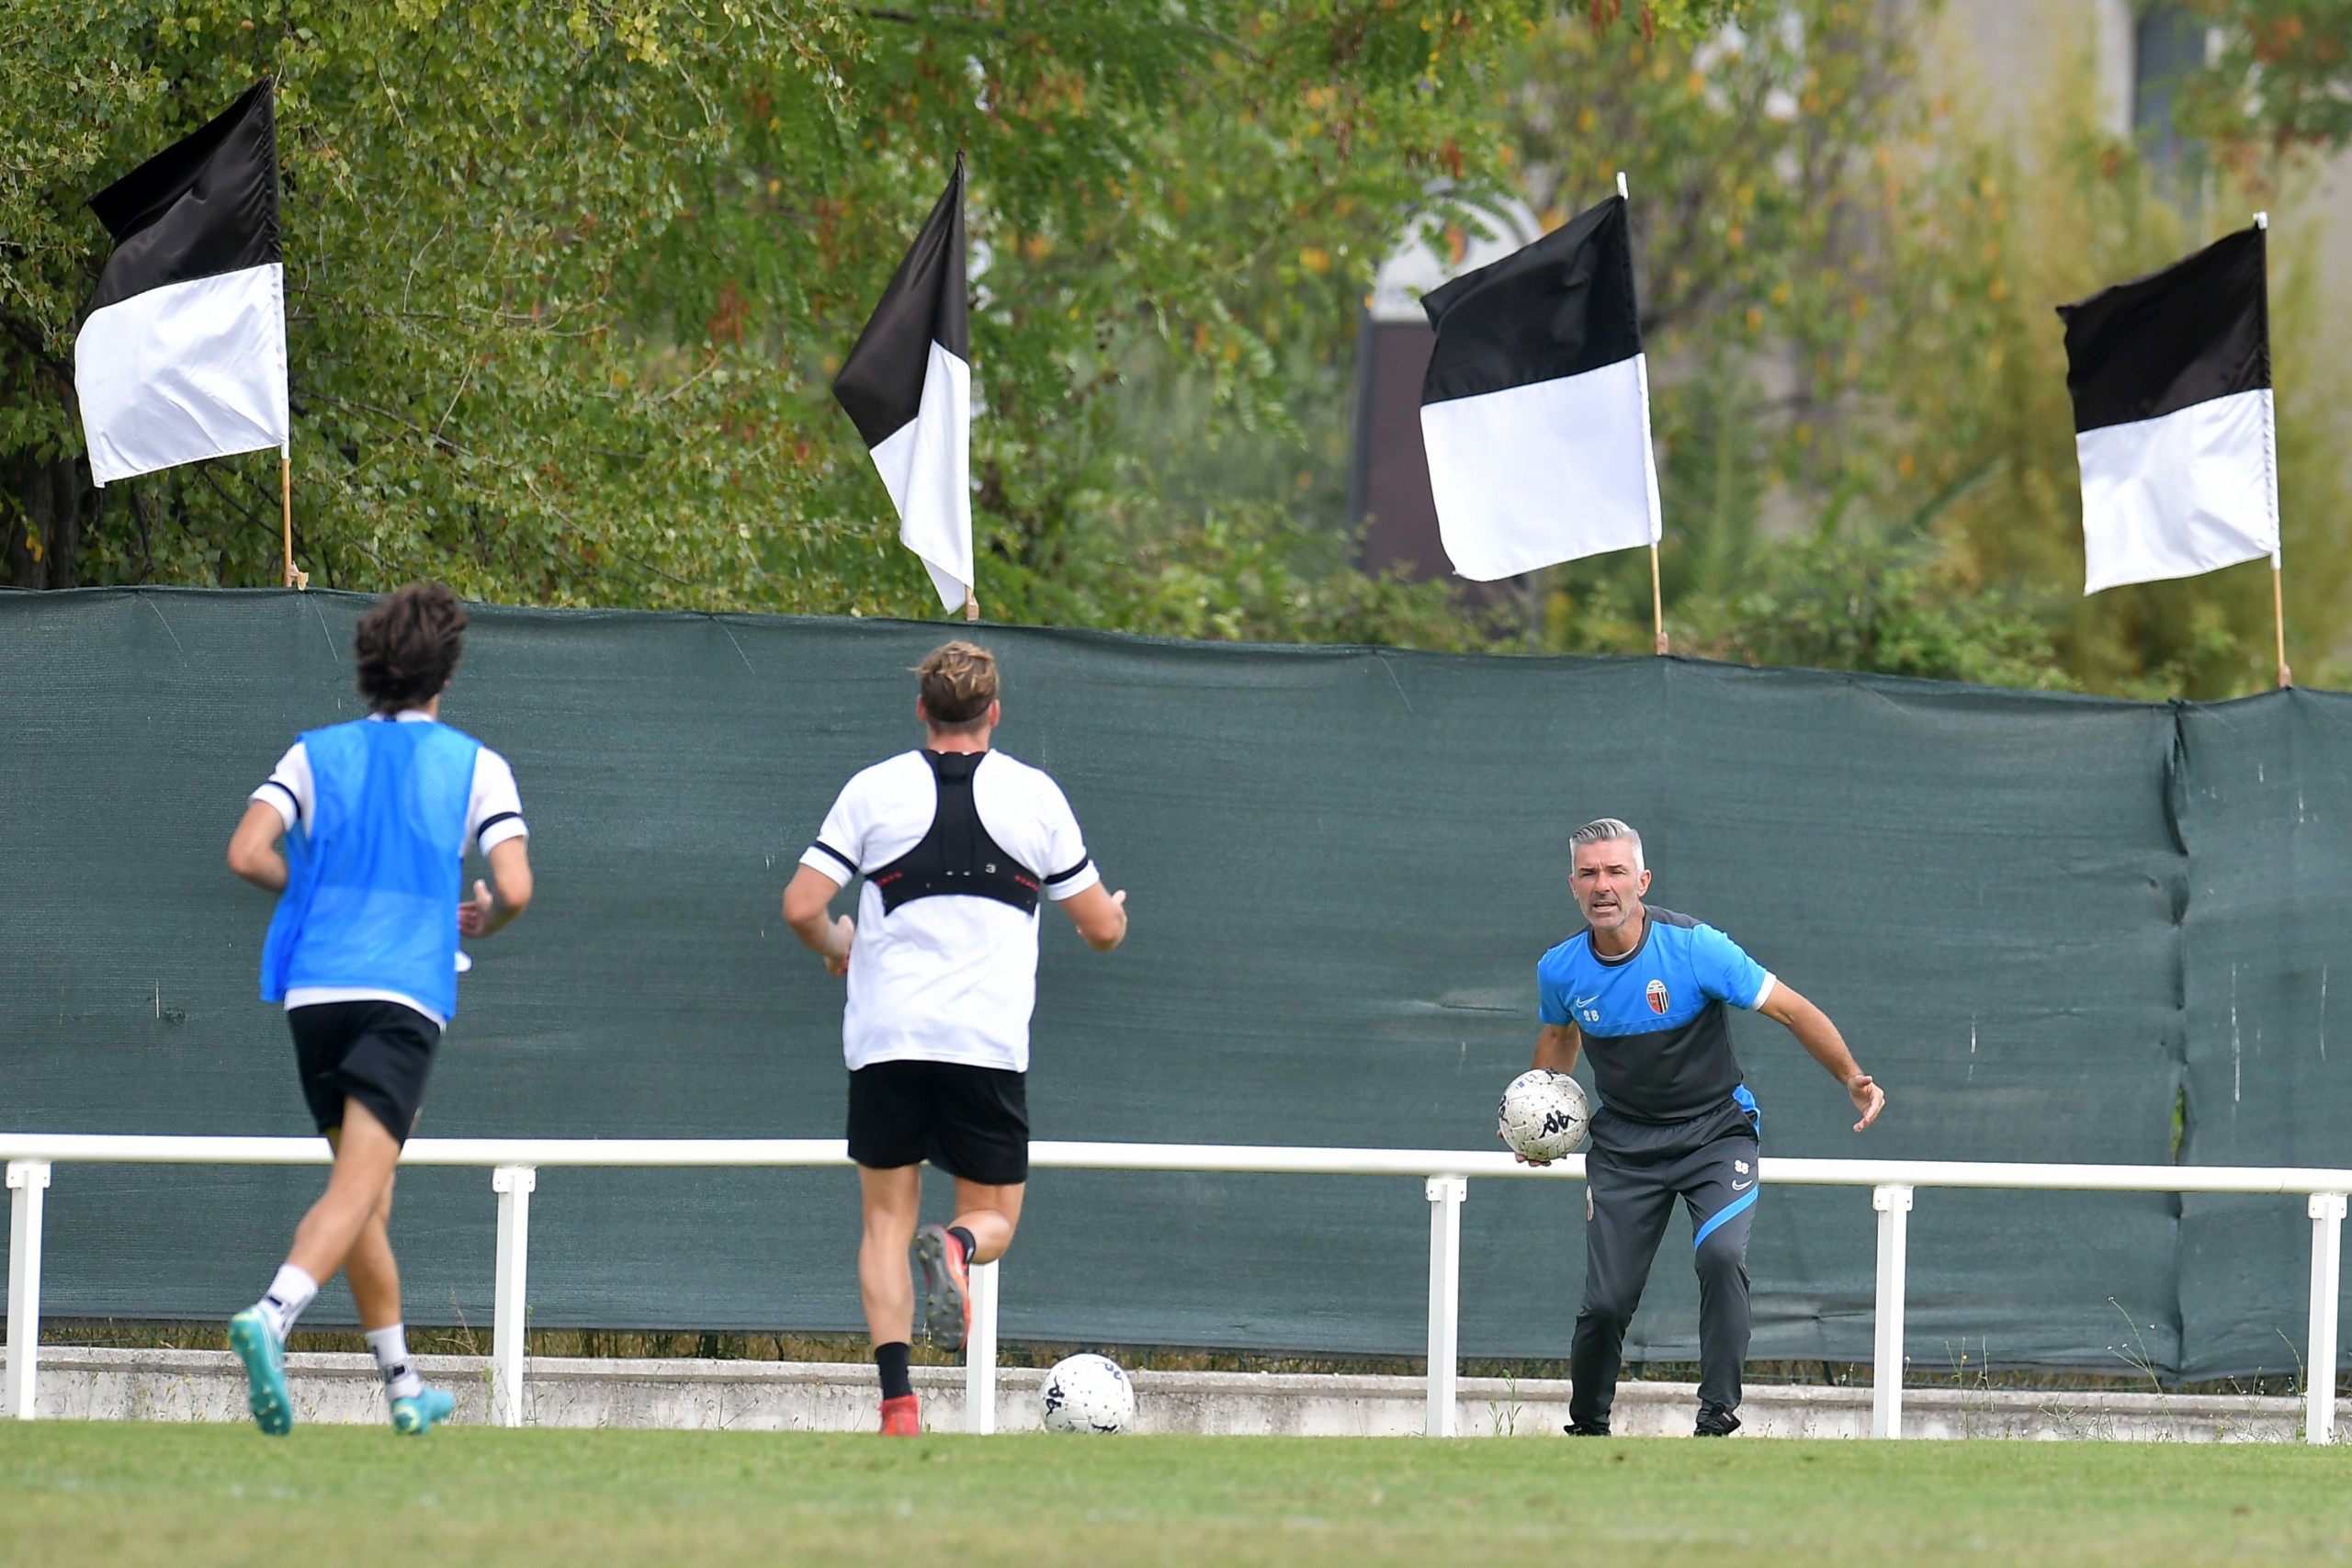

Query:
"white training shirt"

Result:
[[800, 748, 1099, 1074], [250, 709, 528, 1027]]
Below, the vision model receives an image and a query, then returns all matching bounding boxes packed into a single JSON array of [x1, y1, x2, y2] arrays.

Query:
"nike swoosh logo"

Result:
[[1571, 996, 1600, 1010], [1730, 1179, 1755, 1192]]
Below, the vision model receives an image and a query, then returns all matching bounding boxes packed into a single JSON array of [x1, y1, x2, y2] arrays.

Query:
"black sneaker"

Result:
[[1693, 1404, 1741, 1438], [1563, 1420, 1610, 1437]]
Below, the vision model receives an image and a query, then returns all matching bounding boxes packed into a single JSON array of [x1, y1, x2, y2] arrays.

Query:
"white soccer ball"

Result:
[[1498, 1068, 1590, 1160], [1039, 1352, 1135, 1434]]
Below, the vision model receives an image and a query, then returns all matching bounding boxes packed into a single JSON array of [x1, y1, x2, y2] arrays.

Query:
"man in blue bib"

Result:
[[222, 581, 534, 1437], [1525, 818, 1883, 1438]]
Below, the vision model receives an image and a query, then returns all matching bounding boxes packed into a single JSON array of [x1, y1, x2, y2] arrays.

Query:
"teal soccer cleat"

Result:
[[227, 1308, 293, 1436], [390, 1384, 457, 1435]]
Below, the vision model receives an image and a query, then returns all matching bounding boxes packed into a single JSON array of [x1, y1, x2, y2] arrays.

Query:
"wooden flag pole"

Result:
[[964, 587, 979, 623], [1618, 167, 1668, 657], [279, 446, 306, 590], [2252, 210, 2285, 687], [2273, 552, 2291, 689], [1650, 545, 1668, 656]]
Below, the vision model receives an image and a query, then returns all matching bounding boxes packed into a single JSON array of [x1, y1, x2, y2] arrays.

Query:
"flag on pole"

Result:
[[831, 155, 974, 613], [75, 79, 289, 488], [1416, 194, 1661, 582], [2056, 225, 2276, 595]]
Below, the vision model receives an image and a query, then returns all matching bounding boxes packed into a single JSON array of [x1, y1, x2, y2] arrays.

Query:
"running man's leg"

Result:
[[1568, 1149, 1678, 1433], [330, 1138, 438, 1426], [1680, 1133, 1761, 1428], [227, 1101, 401, 1435], [298, 1107, 457, 1429], [910, 1180, 1023, 1354], [857, 1164, 924, 1345], [845, 1064, 934, 1430], [915, 1066, 1029, 1349], [286, 1100, 404, 1286], [948, 1179, 1024, 1263], [858, 1164, 925, 1434], [327, 1121, 403, 1331], [282, 997, 436, 1293]]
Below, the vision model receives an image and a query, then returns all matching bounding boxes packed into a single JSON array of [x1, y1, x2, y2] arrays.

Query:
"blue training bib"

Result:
[[259, 718, 480, 1020]]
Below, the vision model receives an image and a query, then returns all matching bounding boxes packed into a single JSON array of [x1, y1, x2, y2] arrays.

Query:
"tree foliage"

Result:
[[6, 3, 2345, 699], [0, 0, 1538, 633], [2186, 0, 2352, 158], [1494, 0, 2077, 685], [1493, 0, 2352, 696]]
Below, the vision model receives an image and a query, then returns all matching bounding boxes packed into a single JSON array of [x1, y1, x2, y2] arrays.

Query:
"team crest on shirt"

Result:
[[1645, 978, 1670, 1014]]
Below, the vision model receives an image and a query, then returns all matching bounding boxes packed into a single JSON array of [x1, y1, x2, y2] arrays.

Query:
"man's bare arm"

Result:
[[1756, 983, 1884, 1132], [784, 863, 854, 976], [459, 838, 534, 939], [228, 800, 289, 892], [1057, 883, 1127, 952], [1533, 1021, 1581, 1075]]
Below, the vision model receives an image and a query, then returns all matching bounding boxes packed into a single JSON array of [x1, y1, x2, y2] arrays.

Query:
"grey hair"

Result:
[[1570, 818, 1645, 872]]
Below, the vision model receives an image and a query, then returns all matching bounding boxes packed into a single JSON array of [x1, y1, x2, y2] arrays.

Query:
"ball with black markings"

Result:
[[1498, 1069, 1590, 1161], [1039, 1352, 1135, 1434]]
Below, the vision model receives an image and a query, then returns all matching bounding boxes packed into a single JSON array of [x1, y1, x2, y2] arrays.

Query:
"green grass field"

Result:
[[5, 1424, 2350, 1567]]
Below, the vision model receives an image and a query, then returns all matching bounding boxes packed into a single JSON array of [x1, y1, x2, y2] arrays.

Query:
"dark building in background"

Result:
[[1350, 315, 1441, 580], [2132, 0, 2207, 175]]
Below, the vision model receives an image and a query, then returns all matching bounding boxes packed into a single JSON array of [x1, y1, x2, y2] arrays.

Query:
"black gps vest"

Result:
[[866, 750, 1043, 915]]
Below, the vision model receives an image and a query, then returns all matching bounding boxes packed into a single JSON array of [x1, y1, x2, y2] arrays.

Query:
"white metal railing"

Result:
[[3, 1134, 2347, 1442]]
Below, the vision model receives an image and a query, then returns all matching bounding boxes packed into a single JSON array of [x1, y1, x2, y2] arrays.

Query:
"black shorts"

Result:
[[846, 1060, 1029, 1185], [288, 1000, 442, 1145]]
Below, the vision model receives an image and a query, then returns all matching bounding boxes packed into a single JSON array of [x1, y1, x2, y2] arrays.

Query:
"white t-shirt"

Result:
[[799, 749, 1099, 1074], [251, 710, 528, 1027]]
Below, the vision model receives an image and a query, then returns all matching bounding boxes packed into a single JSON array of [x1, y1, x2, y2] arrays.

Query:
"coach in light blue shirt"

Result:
[[1521, 818, 1884, 1438]]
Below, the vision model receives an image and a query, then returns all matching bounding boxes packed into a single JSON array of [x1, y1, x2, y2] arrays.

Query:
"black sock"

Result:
[[876, 1341, 913, 1401], [947, 1225, 978, 1267]]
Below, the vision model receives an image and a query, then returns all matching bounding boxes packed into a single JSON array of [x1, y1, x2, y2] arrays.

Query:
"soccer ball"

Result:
[[1039, 1352, 1135, 1434], [1498, 1069, 1590, 1160]]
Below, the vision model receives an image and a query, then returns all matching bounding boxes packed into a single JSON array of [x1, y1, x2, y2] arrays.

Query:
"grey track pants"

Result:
[[1568, 1119, 1760, 1430]]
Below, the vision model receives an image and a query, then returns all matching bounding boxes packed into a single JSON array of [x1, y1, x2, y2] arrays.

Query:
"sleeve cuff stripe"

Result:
[[255, 781, 300, 821], [813, 841, 858, 875], [1043, 856, 1092, 886]]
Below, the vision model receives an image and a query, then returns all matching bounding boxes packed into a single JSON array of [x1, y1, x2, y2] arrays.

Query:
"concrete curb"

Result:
[[6, 1347, 2337, 1440]]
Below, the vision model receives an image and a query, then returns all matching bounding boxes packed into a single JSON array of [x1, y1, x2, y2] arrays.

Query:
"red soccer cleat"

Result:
[[879, 1393, 922, 1437], [914, 1224, 971, 1352]]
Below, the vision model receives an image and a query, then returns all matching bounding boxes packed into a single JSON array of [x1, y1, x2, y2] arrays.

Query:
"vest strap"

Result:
[[867, 751, 1042, 916]]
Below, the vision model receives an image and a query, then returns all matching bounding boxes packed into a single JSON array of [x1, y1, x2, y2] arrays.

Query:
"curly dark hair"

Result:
[[354, 581, 468, 714]]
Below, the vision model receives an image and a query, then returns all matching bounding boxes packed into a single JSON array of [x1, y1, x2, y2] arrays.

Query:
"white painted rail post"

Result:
[[1871, 1183, 1912, 1439], [491, 1165, 535, 1428], [5, 1161, 51, 1421], [964, 1258, 1000, 1434], [2306, 1192, 2346, 1445], [1425, 1176, 1466, 1438]]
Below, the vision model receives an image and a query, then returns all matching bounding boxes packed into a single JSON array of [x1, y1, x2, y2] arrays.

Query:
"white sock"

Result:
[[255, 1264, 319, 1342], [366, 1323, 424, 1402]]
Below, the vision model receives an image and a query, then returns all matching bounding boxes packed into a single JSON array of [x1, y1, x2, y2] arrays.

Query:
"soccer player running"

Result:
[[1521, 818, 1883, 1438], [223, 582, 533, 1436], [784, 641, 1126, 1437]]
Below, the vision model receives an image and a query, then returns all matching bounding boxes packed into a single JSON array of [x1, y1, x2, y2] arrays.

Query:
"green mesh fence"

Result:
[[4, 587, 2346, 1381]]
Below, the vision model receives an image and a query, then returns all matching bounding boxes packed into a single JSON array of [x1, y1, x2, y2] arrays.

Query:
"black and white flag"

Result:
[[832, 156, 973, 612], [1417, 194, 1660, 581], [76, 79, 289, 487], [2057, 225, 2277, 595]]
